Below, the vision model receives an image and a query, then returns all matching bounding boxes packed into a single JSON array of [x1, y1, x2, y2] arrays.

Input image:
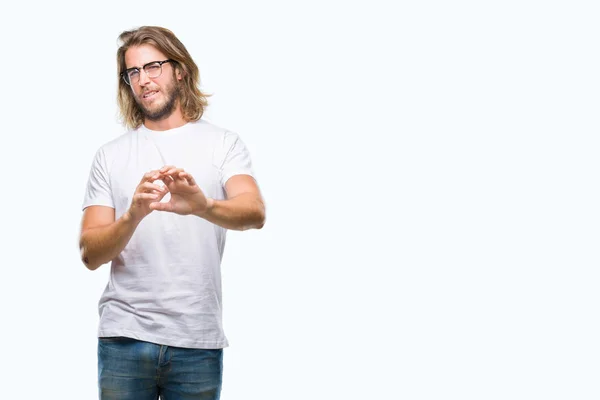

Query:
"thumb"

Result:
[[149, 201, 174, 212]]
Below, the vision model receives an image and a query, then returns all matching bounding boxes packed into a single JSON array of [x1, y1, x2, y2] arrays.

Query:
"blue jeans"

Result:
[[98, 337, 223, 400]]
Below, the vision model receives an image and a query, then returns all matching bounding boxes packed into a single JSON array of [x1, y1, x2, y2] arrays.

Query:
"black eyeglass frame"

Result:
[[121, 59, 174, 86]]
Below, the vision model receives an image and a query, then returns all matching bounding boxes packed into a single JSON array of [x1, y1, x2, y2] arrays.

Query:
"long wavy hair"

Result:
[[116, 26, 210, 129]]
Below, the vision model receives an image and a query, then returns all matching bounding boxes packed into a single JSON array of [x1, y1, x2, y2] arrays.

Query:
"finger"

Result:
[[163, 174, 176, 183], [148, 189, 167, 200], [139, 170, 160, 184], [161, 168, 185, 180], [156, 185, 170, 201], [180, 171, 197, 186], [140, 182, 166, 193], [134, 193, 161, 202], [149, 200, 174, 212], [159, 165, 178, 175], [163, 175, 176, 190]]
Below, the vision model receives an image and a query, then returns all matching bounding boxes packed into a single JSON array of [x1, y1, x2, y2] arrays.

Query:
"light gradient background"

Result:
[[1, 1, 598, 399]]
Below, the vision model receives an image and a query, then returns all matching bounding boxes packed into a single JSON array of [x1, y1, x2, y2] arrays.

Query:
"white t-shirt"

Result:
[[81, 119, 254, 349]]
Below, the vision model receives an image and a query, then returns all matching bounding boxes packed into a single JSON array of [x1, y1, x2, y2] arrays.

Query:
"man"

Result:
[[79, 26, 266, 400]]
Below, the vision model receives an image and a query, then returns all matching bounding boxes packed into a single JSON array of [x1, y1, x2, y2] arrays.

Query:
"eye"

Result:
[[146, 64, 161, 73], [127, 69, 140, 79], [145, 64, 162, 77]]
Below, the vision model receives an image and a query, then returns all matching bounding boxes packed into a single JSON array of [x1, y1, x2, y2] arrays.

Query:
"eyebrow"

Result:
[[124, 60, 159, 72]]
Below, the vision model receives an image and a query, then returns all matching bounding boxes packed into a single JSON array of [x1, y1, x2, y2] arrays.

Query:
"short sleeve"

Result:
[[219, 131, 254, 187], [81, 148, 114, 210]]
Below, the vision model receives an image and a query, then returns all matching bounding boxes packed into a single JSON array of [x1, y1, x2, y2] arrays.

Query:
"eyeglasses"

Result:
[[121, 59, 174, 86]]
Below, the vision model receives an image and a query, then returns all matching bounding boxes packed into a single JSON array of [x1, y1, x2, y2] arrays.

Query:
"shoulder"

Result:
[[88, 128, 138, 171], [94, 128, 138, 156], [190, 119, 242, 141], [190, 119, 230, 139], [186, 120, 248, 160]]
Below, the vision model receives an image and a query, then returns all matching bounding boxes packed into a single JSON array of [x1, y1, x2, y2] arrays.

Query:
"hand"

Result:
[[126, 170, 169, 223], [149, 165, 211, 215]]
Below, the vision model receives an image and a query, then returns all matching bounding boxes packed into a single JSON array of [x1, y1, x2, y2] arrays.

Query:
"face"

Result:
[[124, 44, 182, 122]]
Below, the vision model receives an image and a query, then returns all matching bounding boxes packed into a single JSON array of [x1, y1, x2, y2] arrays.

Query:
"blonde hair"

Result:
[[116, 26, 210, 129]]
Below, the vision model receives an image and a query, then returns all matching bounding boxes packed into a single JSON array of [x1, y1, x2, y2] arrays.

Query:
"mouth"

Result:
[[142, 90, 159, 100]]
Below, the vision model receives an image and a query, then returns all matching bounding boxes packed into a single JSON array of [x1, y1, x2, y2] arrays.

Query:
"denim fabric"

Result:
[[98, 337, 223, 399]]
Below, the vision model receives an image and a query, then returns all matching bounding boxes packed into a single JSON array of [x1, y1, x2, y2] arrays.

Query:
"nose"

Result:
[[137, 68, 151, 86]]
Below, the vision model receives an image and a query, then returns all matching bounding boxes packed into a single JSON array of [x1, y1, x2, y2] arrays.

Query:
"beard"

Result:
[[136, 78, 181, 122]]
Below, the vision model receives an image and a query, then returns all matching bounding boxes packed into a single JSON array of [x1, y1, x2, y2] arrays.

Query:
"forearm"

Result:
[[79, 212, 140, 270], [195, 193, 266, 231]]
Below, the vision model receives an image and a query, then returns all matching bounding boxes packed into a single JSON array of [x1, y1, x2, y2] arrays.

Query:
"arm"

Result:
[[79, 170, 168, 270], [79, 206, 139, 271], [196, 174, 266, 231], [150, 168, 266, 231]]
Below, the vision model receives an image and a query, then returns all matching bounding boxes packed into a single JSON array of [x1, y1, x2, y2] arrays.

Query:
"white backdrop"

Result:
[[1, 1, 599, 399]]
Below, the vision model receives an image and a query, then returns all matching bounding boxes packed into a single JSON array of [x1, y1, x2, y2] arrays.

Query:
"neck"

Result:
[[144, 107, 187, 131]]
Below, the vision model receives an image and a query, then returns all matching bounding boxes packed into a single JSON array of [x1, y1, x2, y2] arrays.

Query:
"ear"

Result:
[[176, 67, 185, 81]]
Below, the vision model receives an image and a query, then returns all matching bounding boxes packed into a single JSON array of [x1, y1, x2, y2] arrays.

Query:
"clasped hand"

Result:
[[127, 165, 210, 222]]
